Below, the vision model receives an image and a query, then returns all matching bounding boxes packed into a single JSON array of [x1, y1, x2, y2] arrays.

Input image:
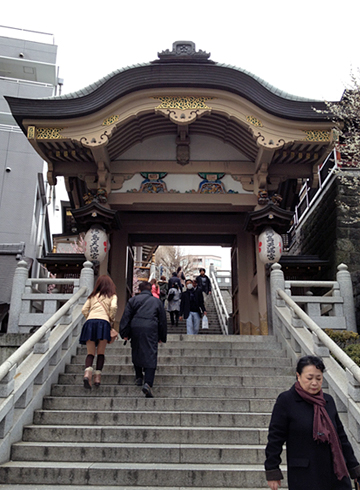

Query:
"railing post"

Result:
[[7, 260, 29, 334], [313, 332, 330, 358], [79, 261, 94, 304], [337, 264, 356, 332], [347, 369, 360, 402], [270, 263, 285, 332]]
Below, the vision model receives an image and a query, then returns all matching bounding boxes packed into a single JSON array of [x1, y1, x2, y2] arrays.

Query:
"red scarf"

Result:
[[294, 381, 348, 480]]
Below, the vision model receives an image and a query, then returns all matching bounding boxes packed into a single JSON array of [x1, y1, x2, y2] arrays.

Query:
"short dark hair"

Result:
[[139, 281, 151, 292], [296, 355, 325, 375], [199, 268, 205, 273], [185, 278, 192, 284]]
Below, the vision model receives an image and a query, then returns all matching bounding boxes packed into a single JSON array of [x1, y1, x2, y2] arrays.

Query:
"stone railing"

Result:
[[270, 262, 360, 460], [0, 261, 94, 463], [209, 268, 229, 335], [8, 260, 95, 334]]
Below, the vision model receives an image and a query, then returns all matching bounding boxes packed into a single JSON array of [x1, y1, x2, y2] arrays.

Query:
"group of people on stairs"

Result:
[[79, 273, 360, 490]]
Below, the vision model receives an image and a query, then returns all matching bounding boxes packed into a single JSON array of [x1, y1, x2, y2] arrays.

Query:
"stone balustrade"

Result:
[[0, 261, 94, 463]]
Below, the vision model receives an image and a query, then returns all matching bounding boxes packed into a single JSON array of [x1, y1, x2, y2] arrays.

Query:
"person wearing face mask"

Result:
[[265, 355, 360, 490], [179, 279, 206, 335]]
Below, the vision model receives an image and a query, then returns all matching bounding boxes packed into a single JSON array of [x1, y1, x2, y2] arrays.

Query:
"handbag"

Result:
[[202, 315, 209, 329]]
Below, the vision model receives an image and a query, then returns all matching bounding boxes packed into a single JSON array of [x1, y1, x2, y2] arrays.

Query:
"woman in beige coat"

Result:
[[79, 275, 117, 388]]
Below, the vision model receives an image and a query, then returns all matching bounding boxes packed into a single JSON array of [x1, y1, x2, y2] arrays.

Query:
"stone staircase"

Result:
[[167, 293, 222, 334], [0, 334, 291, 489]]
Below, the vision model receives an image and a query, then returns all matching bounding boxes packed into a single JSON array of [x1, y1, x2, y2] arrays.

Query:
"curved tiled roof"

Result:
[[52, 62, 320, 104], [5, 60, 331, 131]]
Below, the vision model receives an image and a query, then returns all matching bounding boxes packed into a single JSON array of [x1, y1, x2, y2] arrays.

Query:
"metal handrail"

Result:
[[0, 286, 87, 382], [277, 288, 360, 383], [210, 270, 229, 335]]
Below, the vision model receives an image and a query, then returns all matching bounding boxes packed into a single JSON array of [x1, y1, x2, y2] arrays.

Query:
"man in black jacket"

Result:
[[168, 271, 182, 291], [196, 268, 212, 306], [119, 281, 167, 398], [179, 279, 207, 335]]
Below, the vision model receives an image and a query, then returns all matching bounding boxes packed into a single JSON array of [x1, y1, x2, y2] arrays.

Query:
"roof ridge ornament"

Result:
[[155, 41, 212, 63]]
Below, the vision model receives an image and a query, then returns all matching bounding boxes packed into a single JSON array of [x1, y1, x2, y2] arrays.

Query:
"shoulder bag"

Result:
[[97, 296, 118, 343]]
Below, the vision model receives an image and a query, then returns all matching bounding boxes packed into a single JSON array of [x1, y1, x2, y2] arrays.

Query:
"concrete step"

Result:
[[22, 425, 268, 444], [42, 396, 277, 413], [57, 373, 294, 387], [105, 333, 281, 343], [71, 353, 288, 365], [32, 410, 271, 427], [49, 384, 288, 399], [65, 363, 293, 375], [0, 333, 293, 489], [0, 461, 285, 487], [11, 441, 271, 464], [0, 486, 287, 490], [77, 341, 283, 352]]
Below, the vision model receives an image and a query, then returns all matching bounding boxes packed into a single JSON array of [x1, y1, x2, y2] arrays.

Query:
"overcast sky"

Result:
[[2, 0, 359, 269], [2, 0, 359, 101]]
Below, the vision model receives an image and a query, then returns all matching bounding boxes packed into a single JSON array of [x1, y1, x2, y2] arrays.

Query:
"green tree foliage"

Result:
[[325, 329, 360, 366]]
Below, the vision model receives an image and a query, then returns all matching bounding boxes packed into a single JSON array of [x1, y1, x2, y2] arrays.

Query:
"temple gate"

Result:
[[5, 41, 335, 334]]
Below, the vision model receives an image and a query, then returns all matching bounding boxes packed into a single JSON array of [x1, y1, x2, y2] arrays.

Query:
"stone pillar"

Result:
[[7, 260, 29, 333], [79, 261, 94, 303], [270, 263, 285, 333], [337, 263, 357, 332], [149, 254, 156, 280]]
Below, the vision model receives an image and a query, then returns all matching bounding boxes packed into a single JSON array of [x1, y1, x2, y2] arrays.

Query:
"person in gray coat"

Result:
[[167, 282, 181, 326], [119, 281, 167, 398]]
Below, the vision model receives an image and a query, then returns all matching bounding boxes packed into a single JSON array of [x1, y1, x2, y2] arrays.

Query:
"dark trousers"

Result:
[[170, 311, 179, 326], [134, 365, 156, 387]]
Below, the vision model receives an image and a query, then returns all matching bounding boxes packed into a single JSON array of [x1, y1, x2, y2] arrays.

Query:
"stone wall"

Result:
[[293, 173, 360, 331]]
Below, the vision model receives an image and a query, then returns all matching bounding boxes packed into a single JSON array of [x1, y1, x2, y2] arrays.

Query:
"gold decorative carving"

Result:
[[102, 115, 120, 126], [36, 128, 64, 139], [303, 130, 331, 142], [246, 116, 263, 127], [27, 126, 35, 140], [154, 96, 214, 110], [154, 96, 214, 126]]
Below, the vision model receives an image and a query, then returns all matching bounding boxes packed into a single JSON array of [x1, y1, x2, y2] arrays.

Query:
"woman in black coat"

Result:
[[265, 355, 360, 490]]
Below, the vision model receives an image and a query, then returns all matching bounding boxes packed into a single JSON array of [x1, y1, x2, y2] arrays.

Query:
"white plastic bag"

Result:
[[202, 315, 209, 329]]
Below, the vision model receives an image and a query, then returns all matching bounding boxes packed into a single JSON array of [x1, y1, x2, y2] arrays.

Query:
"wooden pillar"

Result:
[[234, 230, 267, 335], [108, 229, 129, 323]]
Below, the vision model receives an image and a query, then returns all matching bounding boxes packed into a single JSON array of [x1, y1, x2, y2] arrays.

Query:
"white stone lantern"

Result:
[[258, 226, 283, 264]]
